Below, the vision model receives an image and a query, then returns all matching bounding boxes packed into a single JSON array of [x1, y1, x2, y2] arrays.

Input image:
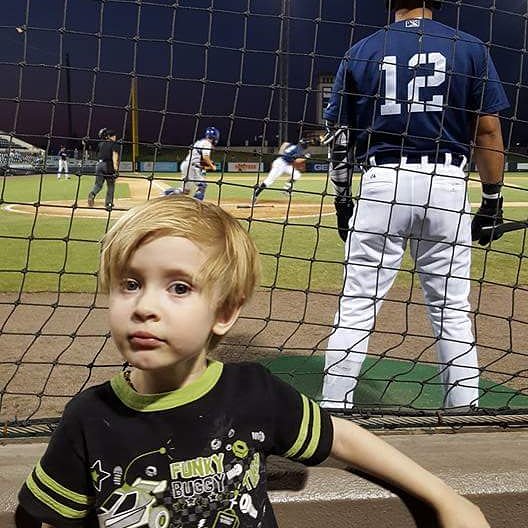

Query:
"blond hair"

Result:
[[99, 196, 260, 341]]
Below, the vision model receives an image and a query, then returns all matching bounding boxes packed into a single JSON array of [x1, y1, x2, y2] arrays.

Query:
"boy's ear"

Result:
[[212, 304, 241, 336]]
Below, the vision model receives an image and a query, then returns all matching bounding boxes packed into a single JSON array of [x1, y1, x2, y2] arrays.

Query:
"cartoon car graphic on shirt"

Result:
[[98, 478, 170, 528]]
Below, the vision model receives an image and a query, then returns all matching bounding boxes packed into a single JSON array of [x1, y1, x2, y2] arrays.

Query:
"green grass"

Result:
[[0, 174, 129, 291], [0, 173, 130, 203], [0, 172, 527, 292]]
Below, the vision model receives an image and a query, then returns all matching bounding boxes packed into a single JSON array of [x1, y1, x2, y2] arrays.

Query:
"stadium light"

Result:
[[15, 26, 25, 34], [278, 0, 290, 146]]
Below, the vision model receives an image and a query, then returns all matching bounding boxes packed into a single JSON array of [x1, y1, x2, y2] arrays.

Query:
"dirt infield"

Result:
[[3, 176, 525, 220], [0, 283, 527, 422], [3, 177, 334, 221], [4, 199, 334, 222]]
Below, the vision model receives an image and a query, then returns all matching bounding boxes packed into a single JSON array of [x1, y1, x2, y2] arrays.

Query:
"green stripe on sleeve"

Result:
[[282, 394, 310, 458], [25, 473, 88, 519], [298, 400, 322, 460], [35, 461, 93, 505]]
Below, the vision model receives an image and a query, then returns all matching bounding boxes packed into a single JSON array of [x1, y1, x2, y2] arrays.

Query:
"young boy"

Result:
[[17, 195, 489, 528]]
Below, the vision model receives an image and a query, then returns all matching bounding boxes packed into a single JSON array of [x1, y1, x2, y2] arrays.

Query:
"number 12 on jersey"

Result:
[[380, 53, 446, 115]]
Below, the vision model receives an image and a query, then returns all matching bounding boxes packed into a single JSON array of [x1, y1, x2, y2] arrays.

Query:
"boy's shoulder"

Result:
[[61, 378, 114, 420], [220, 361, 298, 402], [220, 361, 281, 394], [221, 361, 272, 384]]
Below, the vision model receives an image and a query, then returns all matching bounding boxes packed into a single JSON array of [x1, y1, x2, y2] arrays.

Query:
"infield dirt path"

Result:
[[3, 176, 335, 220], [3, 176, 526, 221]]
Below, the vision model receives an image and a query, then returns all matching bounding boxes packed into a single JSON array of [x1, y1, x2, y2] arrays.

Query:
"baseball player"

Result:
[[88, 128, 120, 211], [321, 0, 509, 409], [252, 139, 310, 203], [164, 127, 219, 201], [56, 146, 70, 179]]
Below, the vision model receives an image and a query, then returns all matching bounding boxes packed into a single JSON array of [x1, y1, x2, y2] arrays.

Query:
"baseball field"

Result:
[[0, 171, 527, 422]]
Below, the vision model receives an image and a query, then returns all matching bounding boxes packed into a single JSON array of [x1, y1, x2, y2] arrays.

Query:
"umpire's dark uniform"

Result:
[[88, 130, 119, 210]]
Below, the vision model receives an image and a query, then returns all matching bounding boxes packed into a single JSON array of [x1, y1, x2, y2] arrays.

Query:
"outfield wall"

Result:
[[4, 153, 527, 175], [129, 160, 528, 173]]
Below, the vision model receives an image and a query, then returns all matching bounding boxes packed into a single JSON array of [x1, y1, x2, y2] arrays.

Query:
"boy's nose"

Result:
[[133, 290, 161, 320]]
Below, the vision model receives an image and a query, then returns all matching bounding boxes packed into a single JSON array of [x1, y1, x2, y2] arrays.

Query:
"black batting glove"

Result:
[[471, 196, 503, 245], [335, 197, 354, 243]]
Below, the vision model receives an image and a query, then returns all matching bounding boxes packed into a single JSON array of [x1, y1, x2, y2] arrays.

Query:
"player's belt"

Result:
[[371, 153, 466, 167]]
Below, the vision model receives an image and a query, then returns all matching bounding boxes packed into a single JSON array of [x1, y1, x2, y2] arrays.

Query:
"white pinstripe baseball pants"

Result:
[[323, 157, 479, 409]]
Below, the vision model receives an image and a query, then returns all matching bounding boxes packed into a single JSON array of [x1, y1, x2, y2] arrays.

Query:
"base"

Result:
[[236, 203, 276, 209]]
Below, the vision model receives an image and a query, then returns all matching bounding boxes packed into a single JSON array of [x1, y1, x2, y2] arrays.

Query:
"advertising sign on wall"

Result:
[[227, 162, 264, 172], [308, 162, 329, 172], [119, 161, 133, 172], [139, 161, 179, 172]]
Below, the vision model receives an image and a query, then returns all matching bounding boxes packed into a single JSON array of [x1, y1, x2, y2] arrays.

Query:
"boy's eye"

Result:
[[169, 282, 190, 295], [122, 279, 139, 291]]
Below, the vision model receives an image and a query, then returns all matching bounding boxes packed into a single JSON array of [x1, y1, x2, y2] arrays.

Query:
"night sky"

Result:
[[0, 0, 526, 153]]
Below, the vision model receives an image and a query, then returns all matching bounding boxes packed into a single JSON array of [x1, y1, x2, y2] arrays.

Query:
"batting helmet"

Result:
[[204, 126, 220, 145], [385, 0, 442, 10]]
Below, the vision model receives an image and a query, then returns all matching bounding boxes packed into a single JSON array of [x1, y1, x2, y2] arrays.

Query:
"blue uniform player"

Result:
[[253, 139, 310, 203], [322, 0, 509, 409]]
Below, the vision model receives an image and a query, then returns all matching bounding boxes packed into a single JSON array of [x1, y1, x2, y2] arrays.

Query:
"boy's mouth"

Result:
[[128, 331, 164, 348]]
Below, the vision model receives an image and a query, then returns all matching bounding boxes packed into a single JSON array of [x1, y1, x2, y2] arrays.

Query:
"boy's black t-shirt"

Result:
[[18, 361, 334, 528]]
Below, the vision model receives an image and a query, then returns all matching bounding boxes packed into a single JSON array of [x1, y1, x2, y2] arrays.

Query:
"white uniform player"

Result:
[[164, 127, 219, 201], [57, 146, 70, 179], [321, 0, 509, 409]]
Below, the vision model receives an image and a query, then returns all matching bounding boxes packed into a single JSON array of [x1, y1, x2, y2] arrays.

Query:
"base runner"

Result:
[[252, 139, 310, 203], [164, 127, 220, 201]]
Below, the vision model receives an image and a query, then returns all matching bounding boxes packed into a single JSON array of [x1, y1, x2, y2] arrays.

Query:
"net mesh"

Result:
[[0, 0, 527, 432]]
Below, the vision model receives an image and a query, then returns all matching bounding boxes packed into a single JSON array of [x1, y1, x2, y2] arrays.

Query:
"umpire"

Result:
[[88, 128, 120, 211], [321, 0, 509, 409]]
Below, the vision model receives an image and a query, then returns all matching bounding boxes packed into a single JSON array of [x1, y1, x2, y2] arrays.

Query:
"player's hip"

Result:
[[96, 160, 116, 177], [272, 157, 292, 170], [360, 161, 467, 200], [180, 161, 204, 180], [358, 172, 468, 219]]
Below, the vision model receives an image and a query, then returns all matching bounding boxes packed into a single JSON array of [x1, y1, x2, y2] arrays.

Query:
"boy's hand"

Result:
[[435, 494, 490, 527], [330, 417, 491, 528]]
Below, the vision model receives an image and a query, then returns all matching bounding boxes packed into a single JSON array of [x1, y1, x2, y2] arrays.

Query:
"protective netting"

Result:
[[0, 0, 527, 434]]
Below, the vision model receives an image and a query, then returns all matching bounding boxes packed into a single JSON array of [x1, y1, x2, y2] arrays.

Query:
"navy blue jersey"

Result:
[[280, 143, 306, 163], [324, 18, 509, 161]]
